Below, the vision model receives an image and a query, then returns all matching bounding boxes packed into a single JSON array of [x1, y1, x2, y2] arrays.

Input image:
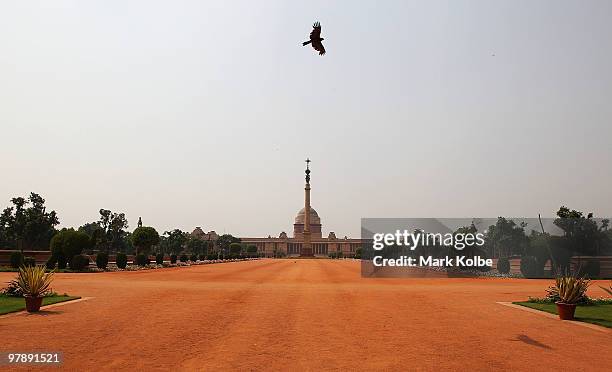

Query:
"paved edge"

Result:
[[496, 301, 610, 333], [0, 297, 94, 320]]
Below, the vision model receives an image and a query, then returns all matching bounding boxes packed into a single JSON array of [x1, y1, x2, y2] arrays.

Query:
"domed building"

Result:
[[293, 207, 322, 239], [235, 160, 363, 257]]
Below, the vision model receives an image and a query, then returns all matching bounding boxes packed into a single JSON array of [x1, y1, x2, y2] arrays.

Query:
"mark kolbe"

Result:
[[372, 255, 493, 267]]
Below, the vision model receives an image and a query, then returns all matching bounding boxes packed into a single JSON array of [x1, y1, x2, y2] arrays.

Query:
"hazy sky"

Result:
[[1, 0, 611, 238]]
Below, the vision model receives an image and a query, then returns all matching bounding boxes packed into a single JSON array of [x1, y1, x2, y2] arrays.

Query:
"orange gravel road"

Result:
[[1, 259, 610, 371]]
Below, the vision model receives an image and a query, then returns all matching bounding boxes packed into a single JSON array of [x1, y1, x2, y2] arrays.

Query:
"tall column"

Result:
[[301, 158, 313, 256]]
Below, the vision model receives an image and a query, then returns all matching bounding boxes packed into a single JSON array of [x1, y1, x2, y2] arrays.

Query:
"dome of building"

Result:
[[294, 207, 321, 225]]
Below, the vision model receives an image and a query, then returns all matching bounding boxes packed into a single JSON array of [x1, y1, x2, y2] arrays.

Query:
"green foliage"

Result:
[[247, 245, 258, 254], [96, 209, 129, 252], [520, 256, 543, 278], [355, 248, 362, 259], [484, 217, 528, 257], [555, 276, 590, 304], [131, 226, 160, 255], [199, 254, 207, 261], [577, 259, 600, 278], [135, 254, 148, 266], [216, 234, 241, 253], [155, 253, 164, 265], [45, 256, 56, 270], [516, 302, 612, 328], [9, 251, 24, 268], [160, 229, 188, 255], [206, 254, 216, 261], [70, 254, 90, 271], [190, 254, 198, 262], [96, 252, 109, 269], [116, 253, 128, 269], [56, 252, 67, 269], [180, 254, 188, 262], [497, 257, 510, 274], [186, 236, 208, 255], [170, 254, 177, 264], [229, 242, 242, 255], [50, 229, 90, 261], [23, 256, 36, 267], [337, 251, 343, 259], [328, 252, 337, 259], [548, 236, 572, 274], [0, 193, 59, 250], [554, 207, 609, 256], [526, 231, 551, 267], [16, 265, 54, 297]]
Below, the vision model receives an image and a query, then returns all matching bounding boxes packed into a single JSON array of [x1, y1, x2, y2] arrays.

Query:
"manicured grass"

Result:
[[514, 301, 612, 328], [0, 295, 80, 315]]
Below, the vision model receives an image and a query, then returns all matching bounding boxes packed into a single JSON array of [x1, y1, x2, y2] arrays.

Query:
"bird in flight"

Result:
[[302, 21, 325, 56]]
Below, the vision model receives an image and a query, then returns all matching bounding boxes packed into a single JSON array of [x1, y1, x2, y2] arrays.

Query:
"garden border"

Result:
[[0, 297, 94, 320], [496, 301, 610, 333]]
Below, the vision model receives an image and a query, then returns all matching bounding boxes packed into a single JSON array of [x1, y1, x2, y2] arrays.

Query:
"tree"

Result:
[[81, 209, 129, 253], [554, 206, 607, 256], [131, 226, 160, 255], [160, 229, 188, 254], [78, 222, 104, 252], [217, 234, 240, 255], [187, 236, 208, 255], [50, 228, 91, 262], [101, 209, 129, 252], [246, 244, 258, 257], [0, 193, 60, 250], [229, 242, 242, 256], [484, 218, 528, 258]]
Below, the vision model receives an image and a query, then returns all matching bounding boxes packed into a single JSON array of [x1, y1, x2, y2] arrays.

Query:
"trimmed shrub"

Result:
[[354, 248, 362, 260], [50, 229, 89, 262], [207, 254, 216, 261], [23, 256, 36, 267], [131, 226, 160, 256], [190, 254, 198, 262], [116, 253, 128, 269], [56, 252, 67, 269], [96, 252, 109, 270], [45, 256, 57, 270], [180, 254, 188, 262], [10, 251, 24, 268], [70, 254, 90, 271], [520, 256, 542, 278], [337, 251, 343, 259], [578, 260, 600, 278], [497, 257, 510, 274], [135, 254, 148, 267], [199, 254, 207, 261], [229, 243, 242, 256], [155, 253, 164, 265], [170, 254, 177, 264]]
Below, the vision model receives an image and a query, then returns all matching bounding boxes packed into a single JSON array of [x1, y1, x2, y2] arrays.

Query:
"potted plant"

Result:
[[554, 276, 590, 320], [16, 265, 55, 313]]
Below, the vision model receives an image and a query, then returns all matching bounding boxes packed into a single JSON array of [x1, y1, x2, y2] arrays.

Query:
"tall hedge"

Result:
[[50, 229, 90, 263], [131, 226, 160, 255]]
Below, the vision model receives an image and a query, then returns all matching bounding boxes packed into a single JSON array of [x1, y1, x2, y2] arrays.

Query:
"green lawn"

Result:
[[514, 302, 612, 328], [0, 295, 80, 315]]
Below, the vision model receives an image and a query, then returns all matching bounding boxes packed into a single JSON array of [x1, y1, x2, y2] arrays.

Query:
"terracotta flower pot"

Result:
[[555, 302, 577, 320], [25, 296, 43, 313]]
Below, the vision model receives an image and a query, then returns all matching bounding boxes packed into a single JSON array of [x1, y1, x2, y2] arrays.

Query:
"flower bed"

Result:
[[87, 258, 261, 272]]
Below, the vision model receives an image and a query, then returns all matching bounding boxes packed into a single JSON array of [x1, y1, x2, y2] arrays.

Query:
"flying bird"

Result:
[[303, 21, 325, 56]]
